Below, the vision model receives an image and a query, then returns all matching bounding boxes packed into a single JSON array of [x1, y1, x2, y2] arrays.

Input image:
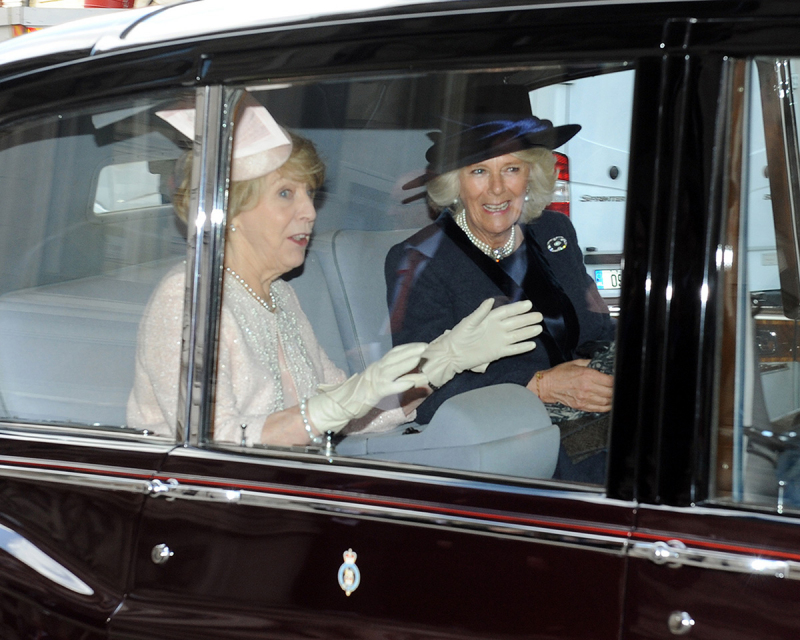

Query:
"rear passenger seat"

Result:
[[0, 257, 180, 428], [292, 229, 414, 374], [0, 227, 558, 478]]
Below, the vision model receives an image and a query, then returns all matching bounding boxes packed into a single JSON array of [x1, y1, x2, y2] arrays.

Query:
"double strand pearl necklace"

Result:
[[455, 210, 516, 262], [225, 267, 277, 313]]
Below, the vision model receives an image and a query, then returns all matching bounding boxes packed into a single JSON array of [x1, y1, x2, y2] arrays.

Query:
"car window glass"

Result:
[[717, 58, 800, 511], [192, 67, 633, 485], [0, 91, 193, 439], [94, 160, 168, 215]]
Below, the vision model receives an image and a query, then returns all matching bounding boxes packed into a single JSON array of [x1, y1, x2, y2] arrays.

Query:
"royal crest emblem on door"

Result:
[[338, 548, 361, 596]]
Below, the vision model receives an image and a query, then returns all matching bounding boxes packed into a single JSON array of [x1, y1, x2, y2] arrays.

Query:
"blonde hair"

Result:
[[427, 147, 557, 223], [172, 131, 325, 222]]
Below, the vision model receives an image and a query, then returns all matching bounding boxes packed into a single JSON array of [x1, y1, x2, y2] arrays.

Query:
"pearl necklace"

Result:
[[225, 267, 277, 313], [455, 210, 516, 262]]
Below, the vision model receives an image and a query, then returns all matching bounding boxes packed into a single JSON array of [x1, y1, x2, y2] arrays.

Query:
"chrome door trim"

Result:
[[4, 451, 800, 578], [144, 470, 800, 579], [147, 473, 630, 555], [180, 85, 240, 446], [630, 539, 800, 581], [140, 473, 800, 576], [0, 457, 153, 494], [0, 452, 631, 555]]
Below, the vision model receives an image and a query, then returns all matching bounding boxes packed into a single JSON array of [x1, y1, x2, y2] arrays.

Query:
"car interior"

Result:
[[0, 65, 636, 481]]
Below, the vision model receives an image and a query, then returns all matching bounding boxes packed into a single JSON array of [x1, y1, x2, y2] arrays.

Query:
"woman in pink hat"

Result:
[[127, 98, 543, 448]]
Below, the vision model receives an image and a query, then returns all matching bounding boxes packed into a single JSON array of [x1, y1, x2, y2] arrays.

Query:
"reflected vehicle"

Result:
[[3, 1, 800, 639]]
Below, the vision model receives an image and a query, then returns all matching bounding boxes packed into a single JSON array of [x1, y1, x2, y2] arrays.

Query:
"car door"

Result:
[[109, 49, 646, 640], [620, 17, 800, 639], [0, 89, 195, 638]]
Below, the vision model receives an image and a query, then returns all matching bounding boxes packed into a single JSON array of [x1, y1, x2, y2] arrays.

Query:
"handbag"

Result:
[[545, 341, 615, 463]]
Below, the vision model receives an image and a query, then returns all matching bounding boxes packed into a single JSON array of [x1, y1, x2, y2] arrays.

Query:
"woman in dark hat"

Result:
[[385, 115, 616, 483]]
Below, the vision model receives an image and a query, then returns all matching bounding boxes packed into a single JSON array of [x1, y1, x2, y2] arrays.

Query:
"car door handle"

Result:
[[629, 539, 796, 580], [637, 539, 687, 567], [147, 477, 241, 503], [147, 478, 179, 496]]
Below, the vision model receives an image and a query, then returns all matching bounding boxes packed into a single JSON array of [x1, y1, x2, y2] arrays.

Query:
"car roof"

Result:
[[0, 0, 718, 73]]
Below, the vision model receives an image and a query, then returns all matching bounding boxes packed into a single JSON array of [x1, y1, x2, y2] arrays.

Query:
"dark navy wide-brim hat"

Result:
[[403, 116, 581, 190]]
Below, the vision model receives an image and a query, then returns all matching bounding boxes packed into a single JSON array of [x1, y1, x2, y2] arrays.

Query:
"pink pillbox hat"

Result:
[[157, 96, 292, 181]]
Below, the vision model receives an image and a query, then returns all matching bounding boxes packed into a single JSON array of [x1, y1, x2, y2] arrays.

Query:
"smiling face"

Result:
[[458, 153, 530, 248], [227, 169, 317, 285]]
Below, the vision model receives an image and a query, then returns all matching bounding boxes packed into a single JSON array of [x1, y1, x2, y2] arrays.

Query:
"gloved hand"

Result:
[[306, 342, 428, 433], [421, 299, 543, 389]]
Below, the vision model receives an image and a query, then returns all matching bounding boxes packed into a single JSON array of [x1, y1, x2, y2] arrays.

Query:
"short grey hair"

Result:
[[426, 147, 557, 223]]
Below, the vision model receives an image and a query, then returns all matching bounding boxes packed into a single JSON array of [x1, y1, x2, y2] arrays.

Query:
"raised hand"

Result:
[[422, 298, 543, 389]]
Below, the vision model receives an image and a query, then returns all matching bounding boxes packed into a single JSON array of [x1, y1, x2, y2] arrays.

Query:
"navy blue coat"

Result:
[[385, 210, 616, 424]]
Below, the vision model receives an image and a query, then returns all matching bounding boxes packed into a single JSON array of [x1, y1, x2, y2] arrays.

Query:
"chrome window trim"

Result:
[[174, 445, 613, 502], [0, 424, 606, 500], [180, 85, 239, 446], [638, 500, 800, 524], [0, 425, 174, 451]]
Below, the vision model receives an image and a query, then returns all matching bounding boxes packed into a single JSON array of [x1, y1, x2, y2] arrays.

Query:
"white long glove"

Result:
[[421, 299, 543, 389], [306, 342, 428, 433]]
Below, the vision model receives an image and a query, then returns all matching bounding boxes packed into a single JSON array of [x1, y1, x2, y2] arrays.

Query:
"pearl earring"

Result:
[[229, 224, 236, 232], [524, 189, 530, 203]]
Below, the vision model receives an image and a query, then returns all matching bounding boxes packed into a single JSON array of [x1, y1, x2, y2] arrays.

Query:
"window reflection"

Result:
[[720, 58, 800, 511], [198, 66, 632, 484], [0, 92, 191, 432]]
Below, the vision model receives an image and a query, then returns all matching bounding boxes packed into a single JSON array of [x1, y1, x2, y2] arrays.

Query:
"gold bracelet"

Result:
[[535, 370, 544, 397]]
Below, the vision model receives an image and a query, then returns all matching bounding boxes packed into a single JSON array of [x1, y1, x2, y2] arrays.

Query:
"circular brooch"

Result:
[[546, 236, 568, 252]]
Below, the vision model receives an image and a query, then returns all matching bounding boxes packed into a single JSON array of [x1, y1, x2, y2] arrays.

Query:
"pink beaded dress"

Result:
[[127, 265, 410, 444]]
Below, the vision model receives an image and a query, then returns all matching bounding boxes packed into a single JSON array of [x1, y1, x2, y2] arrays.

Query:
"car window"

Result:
[[716, 58, 800, 511], [529, 69, 633, 313], [0, 91, 193, 438], [187, 66, 633, 484], [94, 160, 169, 215]]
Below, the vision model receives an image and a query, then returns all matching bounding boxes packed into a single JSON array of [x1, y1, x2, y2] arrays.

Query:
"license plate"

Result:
[[595, 268, 622, 290]]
